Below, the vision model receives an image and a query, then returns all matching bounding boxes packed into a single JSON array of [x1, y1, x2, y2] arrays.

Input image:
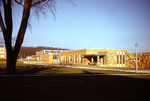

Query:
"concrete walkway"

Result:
[[23, 63, 150, 74], [64, 65, 150, 74]]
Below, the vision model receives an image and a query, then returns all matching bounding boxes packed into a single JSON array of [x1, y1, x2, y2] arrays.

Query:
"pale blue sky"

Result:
[[12, 0, 150, 53]]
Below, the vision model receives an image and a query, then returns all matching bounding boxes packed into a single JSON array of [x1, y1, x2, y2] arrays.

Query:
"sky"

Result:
[[11, 0, 150, 53]]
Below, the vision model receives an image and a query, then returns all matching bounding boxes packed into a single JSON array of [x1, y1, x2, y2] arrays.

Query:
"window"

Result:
[[58, 58, 60, 63], [123, 52, 125, 64], [69, 55, 72, 63], [130, 57, 140, 61], [0, 55, 4, 57], [0, 48, 4, 50], [65, 56, 66, 63], [53, 54, 58, 59], [120, 55, 122, 64], [123, 55, 125, 64], [74, 54, 78, 64], [117, 55, 119, 64], [79, 54, 84, 64], [65, 55, 68, 64], [61, 56, 64, 62], [0, 52, 4, 54]]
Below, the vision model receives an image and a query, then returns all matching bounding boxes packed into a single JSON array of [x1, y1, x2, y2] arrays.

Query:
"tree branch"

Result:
[[14, 0, 32, 51], [0, 11, 6, 33], [14, 0, 24, 6], [3, 0, 13, 34], [31, 0, 47, 7]]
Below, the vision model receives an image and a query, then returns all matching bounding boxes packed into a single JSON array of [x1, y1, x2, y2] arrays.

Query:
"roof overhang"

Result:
[[84, 54, 105, 58]]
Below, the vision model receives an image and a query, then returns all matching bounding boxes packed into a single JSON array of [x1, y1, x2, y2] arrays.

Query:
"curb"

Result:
[[0, 74, 150, 77]]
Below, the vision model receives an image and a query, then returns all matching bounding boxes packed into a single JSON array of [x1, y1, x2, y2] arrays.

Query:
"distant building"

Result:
[[57, 49, 130, 67], [35, 50, 68, 64], [0, 47, 6, 59]]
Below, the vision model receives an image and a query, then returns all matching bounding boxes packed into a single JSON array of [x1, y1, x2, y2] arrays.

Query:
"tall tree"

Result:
[[0, 0, 74, 74]]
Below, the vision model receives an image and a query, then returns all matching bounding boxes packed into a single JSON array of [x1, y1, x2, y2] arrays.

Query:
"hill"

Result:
[[18, 46, 69, 58]]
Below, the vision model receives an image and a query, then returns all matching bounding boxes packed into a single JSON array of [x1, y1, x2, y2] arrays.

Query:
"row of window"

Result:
[[43, 51, 60, 55], [59, 54, 84, 64], [117, 55, 125, 64], [130, 57, 140, 61]]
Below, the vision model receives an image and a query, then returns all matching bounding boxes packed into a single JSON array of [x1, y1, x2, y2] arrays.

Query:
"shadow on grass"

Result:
[[0, 68, 6, 74], [16, 66, 51, 74], [0, 74, 150, 101], [16, 67, 106, 75], [83, 70, 103, 74], [0, 66, 52, 75]]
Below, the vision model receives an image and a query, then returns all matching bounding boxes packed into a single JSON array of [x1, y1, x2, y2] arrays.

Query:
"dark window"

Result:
[[120, 55, 122, 64], [123, 55, 125, 64], [117, 55, 119, 64]]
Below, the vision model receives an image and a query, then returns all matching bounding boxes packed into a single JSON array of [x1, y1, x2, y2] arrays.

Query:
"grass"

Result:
[[0, 65, 142, 74], [0, 59, 31, 67], [0, 60, 150, 101], [0, 59, 150, 79], [0, 65, 150, 79], [0, 76, 150, 101]]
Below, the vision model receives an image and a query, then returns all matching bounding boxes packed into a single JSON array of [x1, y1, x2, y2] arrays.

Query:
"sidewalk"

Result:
[[32, 64, 150, 74], [65, 65, 150, 74]]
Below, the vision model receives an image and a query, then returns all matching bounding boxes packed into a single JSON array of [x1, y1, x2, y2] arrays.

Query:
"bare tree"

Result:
[[130, 53, 150, 69], [0, 0, 74, 74]]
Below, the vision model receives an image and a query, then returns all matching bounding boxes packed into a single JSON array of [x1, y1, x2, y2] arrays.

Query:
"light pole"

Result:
[[135, 43, 138, 73], [40, 55, 41, 64], [62, 51, 64, 66]]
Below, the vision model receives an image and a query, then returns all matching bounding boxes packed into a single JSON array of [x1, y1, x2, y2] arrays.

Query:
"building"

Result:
[[57, 49, 130, 67], [35, 50, 68, 64], [0, 47, 6, 59], [130, 52, 150, 68]]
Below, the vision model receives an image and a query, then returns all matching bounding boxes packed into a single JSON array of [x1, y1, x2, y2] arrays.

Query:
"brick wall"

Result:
[[41, 54, 53, 64], [106, 51, 117, 67]]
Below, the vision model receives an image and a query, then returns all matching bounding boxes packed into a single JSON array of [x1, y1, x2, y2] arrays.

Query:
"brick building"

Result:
[[130, 52, 150, 68], [57, 49, 130, 67], [35, 50, 67, 64]]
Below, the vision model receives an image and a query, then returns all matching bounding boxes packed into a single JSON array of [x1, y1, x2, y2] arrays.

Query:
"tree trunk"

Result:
[[4, 0, 32, 75], [5, 44, 19, 74], [6, 54, 17, 74]]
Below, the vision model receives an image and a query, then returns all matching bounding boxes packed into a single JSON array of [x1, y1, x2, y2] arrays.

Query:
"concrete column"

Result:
[[91, 58, 94, 62], [97, 55, 100, 66]]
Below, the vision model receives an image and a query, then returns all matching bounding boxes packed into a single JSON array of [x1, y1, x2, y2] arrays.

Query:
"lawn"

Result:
[[1, 60, 150, 101], [0, 65, 150, 79], [0, 59, 31, 67], [0, 58, 150, 79], [0, 76, 150, 101]]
